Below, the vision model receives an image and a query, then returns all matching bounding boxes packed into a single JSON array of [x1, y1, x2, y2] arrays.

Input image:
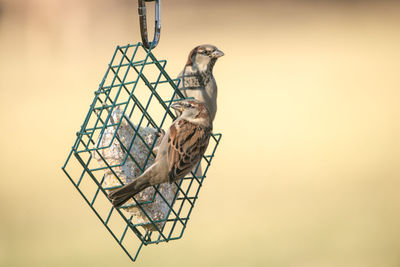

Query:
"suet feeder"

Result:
[[61, 1, 222, 260]]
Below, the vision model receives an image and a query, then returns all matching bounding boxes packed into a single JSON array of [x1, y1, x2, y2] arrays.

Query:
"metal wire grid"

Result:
[[61, 43, 222, 261]]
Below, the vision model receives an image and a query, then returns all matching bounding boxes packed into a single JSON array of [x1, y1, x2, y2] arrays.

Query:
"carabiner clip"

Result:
[[138, 0, 161, 49]]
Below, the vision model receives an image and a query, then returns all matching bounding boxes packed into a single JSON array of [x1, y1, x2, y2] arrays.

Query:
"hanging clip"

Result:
[[138, 0, 161, 49]]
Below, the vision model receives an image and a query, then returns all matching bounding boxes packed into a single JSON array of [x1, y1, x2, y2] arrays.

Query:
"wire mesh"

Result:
[[61, 43, 222, 261]]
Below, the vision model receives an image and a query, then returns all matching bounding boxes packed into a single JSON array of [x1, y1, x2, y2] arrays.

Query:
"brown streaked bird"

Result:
[[109, 100, 212, 208], [177, 44, 224, 122]]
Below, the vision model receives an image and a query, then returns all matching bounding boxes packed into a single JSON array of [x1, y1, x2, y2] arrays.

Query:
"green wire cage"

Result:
[[61, 43, 222, 261]]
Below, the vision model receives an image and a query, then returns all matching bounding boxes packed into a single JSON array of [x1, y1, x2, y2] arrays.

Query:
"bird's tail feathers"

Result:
[[108, 176, 152, 208]]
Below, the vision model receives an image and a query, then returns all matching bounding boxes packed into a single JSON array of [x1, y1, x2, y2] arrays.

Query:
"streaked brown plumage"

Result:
[[167, 119, 210, 183], [108, 100, 212, 208]]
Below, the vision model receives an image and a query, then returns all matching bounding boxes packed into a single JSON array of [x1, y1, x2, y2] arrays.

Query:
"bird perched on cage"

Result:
[[176, 44, 224, 122], [109, 100, 213, 208]]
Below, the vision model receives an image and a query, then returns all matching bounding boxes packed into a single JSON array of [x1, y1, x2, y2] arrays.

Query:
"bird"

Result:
[[108, 100, 213, 208], [176, 44, 224, 122]]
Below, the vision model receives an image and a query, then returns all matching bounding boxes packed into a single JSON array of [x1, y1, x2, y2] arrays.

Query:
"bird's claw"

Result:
[[155, 129, 165, 139]]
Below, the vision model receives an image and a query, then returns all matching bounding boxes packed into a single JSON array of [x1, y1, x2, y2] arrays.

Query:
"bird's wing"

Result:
[[167, 119, 211, 182]]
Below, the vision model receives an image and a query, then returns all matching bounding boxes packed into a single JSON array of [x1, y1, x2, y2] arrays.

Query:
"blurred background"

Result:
[[1, 0, 400, 266]]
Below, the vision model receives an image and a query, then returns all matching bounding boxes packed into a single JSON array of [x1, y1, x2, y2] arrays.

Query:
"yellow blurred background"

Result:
[[1, 0, 400, 266]]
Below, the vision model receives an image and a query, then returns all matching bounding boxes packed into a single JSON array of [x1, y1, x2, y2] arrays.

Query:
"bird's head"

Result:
[[171, 100, 211, 126], [186, 44, 224, 72]]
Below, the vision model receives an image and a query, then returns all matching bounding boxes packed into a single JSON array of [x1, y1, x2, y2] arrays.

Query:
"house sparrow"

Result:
[[109, 100, 213, 208], [177, 44, 224, 122]]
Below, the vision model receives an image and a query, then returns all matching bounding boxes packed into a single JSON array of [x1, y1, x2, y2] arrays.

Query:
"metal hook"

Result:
[[138, 0, 161, 49]]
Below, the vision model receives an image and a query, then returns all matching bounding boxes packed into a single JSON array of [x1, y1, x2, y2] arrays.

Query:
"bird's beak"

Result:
[[171, 102, 184, 112], [211, 49, 225, 58]]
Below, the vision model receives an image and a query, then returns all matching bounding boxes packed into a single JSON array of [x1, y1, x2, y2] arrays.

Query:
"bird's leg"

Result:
[[152, 129, 166, 155], [155, 129, 166, 140]]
